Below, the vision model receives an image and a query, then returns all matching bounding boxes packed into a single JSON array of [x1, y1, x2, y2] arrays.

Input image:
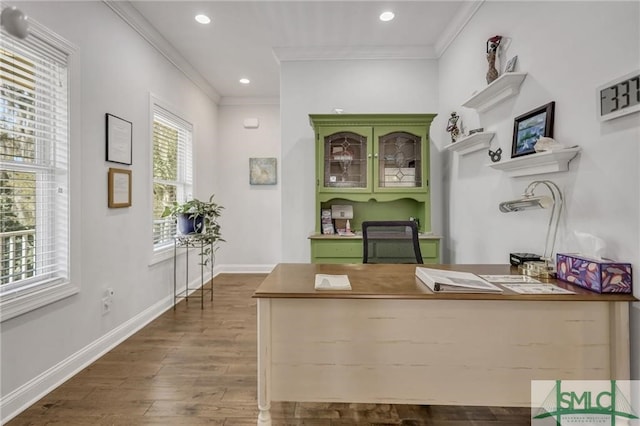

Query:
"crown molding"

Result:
[[102, 0, 221, 104], [103, 0, 484, 104], [274, 1, 485, 63], [434, 0, 485, 57], [219, 97, 280, 106], [273, 44, 437, 63]]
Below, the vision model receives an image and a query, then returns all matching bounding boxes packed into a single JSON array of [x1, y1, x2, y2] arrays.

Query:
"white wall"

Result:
[[0, 2, 219, 419], [437, 1, 639, 377], [280, 59, 441, 262], [216, 103, 281, 268], [2, 2, 639, 422]]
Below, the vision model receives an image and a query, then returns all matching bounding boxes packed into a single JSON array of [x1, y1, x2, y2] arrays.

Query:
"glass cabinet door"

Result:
[[322, 130, 369, 189], [377, 131, 422, 189]]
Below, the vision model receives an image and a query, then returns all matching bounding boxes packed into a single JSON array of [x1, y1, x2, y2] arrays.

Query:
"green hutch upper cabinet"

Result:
[[310, 114, 435, 199], [309, 114, 440, 264]]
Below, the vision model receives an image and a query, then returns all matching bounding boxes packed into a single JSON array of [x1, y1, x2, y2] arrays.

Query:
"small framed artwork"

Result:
[[505, 55, 518, 73], [106, 113, 133, 165], [108, 168, 132, 208], [511, 101, 555, 158], [249, 157, 277, 185]]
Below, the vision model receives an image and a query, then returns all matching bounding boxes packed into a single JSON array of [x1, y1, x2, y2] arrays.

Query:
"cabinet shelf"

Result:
[[444, 132, 495, 155], [487, 147, 580, 177], [462, 72, 527, 112], [310, 114, 438, 263]]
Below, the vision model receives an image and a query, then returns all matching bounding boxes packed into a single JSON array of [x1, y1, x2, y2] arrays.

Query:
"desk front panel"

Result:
[[265, 297, 625, 406]]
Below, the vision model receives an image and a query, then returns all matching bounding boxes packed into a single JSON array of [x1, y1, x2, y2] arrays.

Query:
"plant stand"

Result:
[[173, 234, 214, 309]]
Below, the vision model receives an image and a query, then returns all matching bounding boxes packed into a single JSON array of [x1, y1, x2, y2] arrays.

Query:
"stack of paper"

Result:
[[415, 267, 503, 293], [314, 274, 352, 290], [480, 275, 575, 294]]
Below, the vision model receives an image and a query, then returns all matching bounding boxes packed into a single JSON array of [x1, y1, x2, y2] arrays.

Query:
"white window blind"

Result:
[[152, 104, 193, 248], [0, 26, 70, 309]]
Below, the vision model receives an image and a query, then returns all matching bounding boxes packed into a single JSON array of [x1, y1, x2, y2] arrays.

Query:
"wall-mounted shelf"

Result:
[[462, 72, 527, 113], [488, 147, 580, 177], [444, 131, 495, 155]]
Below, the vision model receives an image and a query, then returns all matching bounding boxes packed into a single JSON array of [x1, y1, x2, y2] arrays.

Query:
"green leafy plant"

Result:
[[161, 194, 225, 266]]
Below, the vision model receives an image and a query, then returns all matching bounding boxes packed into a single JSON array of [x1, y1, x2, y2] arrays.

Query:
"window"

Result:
[[0, 23, 75, 321], [152, 102, 193, 250]]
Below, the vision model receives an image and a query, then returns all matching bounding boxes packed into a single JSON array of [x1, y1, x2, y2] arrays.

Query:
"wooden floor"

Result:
[[7, 274, 532, 425]]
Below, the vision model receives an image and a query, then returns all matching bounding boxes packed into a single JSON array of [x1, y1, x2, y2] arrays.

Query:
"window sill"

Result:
[[1, 280, 79, 322], [149, 244, 192, 267]]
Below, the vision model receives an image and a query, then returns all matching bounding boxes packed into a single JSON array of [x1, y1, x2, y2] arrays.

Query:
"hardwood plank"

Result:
[[7, 273, 532, 425]]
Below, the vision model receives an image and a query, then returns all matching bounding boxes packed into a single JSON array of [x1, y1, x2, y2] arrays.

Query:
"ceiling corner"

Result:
[[102, 0, 221, 104], [434, 0, 485, 58]]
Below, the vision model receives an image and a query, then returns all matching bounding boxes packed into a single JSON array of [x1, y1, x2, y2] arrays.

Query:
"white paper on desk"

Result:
[[480, 275, 541, 283], [314, 274, 352, 290], [501, 283, 575, 294]]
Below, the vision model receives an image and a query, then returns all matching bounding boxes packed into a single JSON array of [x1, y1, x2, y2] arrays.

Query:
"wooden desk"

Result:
[[253, 263, 635, 425]]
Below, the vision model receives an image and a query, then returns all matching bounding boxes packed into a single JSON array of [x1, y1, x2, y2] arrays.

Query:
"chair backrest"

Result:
[[362, 220, 423, 264]]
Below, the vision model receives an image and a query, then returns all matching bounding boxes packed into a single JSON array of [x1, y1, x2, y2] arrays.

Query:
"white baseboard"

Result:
[[0, 275, 214, 424], [0, 265, 273, 423]]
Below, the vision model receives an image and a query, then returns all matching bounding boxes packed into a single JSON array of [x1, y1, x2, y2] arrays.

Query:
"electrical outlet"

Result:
[[102, 296, 111, 315]]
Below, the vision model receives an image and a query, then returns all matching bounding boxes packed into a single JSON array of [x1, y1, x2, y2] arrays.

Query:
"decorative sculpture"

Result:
[[446, 112, 460, 143], [486, 35, 502, 84], [488, 147, 502, 163]]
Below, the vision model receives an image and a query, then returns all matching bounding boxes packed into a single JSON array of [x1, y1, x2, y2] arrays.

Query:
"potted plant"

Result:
[[161, 194, 225, 265]]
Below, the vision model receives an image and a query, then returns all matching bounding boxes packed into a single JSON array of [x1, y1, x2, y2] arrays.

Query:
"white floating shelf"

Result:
[[462, 72, 528, 113], [444, 132, 495, 155], [488, 147, 581, 177]]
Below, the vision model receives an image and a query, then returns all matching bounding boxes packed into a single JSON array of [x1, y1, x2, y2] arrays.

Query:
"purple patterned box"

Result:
[[556, 253, 632, 293]]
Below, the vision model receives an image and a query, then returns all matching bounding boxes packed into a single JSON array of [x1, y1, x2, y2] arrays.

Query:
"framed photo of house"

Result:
[[106, 113, 133, 165], [108, 168, 132, 208], [511, 101, 555, 158]]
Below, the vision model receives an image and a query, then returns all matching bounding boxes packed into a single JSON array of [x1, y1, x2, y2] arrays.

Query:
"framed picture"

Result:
[[106, 113, 133, 165], [505, 55, 518, 73], [108, 168, 132, 208], [511, 101, 555, 158], [249, 157, 277, 185]]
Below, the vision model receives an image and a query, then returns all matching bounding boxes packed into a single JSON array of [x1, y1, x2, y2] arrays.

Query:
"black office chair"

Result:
[[362, 220, 423, 264]]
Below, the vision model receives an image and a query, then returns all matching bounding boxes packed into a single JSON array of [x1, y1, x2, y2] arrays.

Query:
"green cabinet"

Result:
[[310, 236, 441, 264], [309, 114, 439, 263]]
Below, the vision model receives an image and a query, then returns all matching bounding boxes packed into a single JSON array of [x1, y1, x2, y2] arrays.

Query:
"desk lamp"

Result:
[[499, 180, 563, 276]]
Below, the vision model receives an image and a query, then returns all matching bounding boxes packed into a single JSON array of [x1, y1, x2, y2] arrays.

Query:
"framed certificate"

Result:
[[108, 168, 132, 208], [106, 113, 133, 165]]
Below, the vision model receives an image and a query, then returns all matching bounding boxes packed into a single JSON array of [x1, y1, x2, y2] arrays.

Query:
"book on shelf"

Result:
[[415, 267, 503, 293]]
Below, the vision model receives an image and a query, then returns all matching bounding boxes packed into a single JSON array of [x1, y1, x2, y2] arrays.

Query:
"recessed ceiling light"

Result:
[[239, 78, 250, 84], [379, 11, 395, 22], [195, 14, 211, 24]]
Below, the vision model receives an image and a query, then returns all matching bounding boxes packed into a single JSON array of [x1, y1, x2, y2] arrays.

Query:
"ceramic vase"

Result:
[[486, 51, 499, 84]]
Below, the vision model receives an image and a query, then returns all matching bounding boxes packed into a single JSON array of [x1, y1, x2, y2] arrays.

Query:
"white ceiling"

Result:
[[125, 1, 480, 102]]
